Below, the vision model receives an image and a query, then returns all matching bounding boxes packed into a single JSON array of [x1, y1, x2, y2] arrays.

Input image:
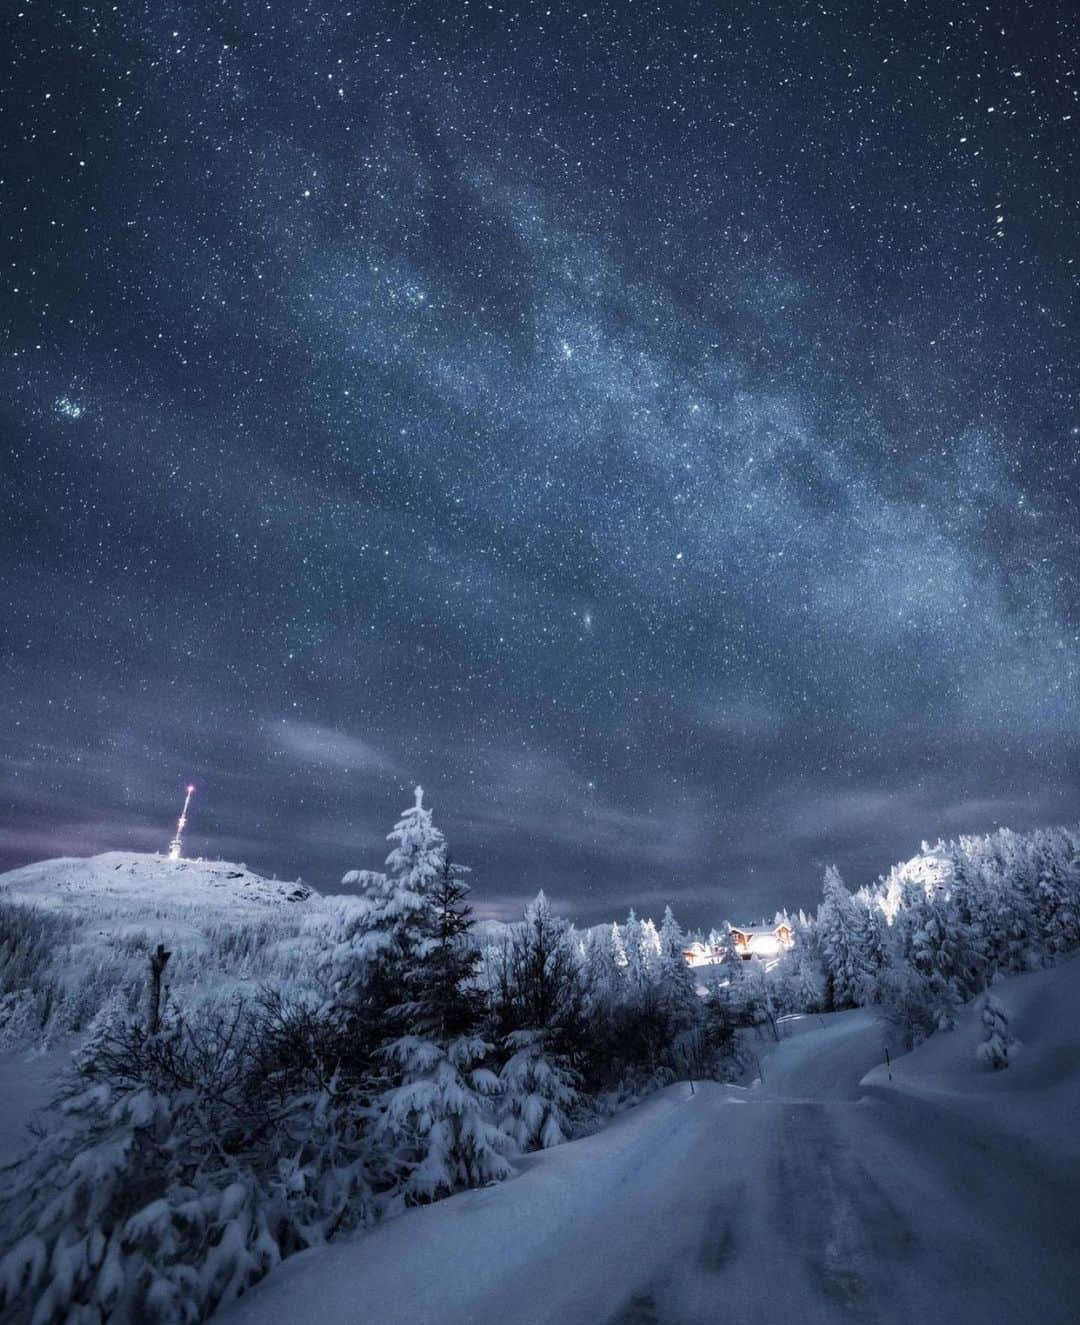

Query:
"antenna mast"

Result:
[[168, 784, 195, 860]]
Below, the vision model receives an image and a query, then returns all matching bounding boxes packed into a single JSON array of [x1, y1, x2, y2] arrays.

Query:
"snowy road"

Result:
[[221, 976, 1080, 1325]]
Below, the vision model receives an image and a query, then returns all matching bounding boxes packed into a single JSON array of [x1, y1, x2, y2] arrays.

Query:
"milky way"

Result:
[[2, 1, 1078, 923]]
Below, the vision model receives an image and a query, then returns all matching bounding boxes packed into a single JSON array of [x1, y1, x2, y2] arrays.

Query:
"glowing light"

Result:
[[168, 784, 196, 860]]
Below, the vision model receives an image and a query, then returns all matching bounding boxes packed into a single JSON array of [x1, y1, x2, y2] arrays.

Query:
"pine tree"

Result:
[[497, 892, 586, 1042], [492, 893, 588, 1109], [581, 922, 625, 1008], [655, 906, 702, 1036], [621, 910, 650, 992], [975, 993, 1016, 1070], [413, 854, 484, 1040], [1031, 829, 1080, 957], [329, 786, 447, 1043], [779, 919, 826, 1013], [365, 791, 513, 1204], [377, 1035, 511, 1204], [0, 1007, 284, 1324], [498, 1029, 580, 1151], [816, 866, 875, 1010]]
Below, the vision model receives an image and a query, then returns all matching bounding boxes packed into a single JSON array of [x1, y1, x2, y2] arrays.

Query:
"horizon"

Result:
[[1, 799, 1067, 933]]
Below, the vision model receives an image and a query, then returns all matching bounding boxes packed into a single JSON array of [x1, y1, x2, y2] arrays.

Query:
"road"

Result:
[[221, 1007, 1080, 1325]]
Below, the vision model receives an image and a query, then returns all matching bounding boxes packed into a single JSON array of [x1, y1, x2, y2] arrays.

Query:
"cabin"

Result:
[[683, 922, 794, 968], [730, 922, 794, 960]]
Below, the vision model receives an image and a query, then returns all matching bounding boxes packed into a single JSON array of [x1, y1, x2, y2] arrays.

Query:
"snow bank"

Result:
[[861, 953, 1080, 1160]]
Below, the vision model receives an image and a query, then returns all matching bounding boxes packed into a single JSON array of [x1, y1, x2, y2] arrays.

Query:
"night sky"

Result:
[[2, 1, 1078, 926]]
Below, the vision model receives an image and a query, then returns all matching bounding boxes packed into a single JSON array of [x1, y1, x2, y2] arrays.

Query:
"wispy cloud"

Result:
[[270, 720, 400, 775]]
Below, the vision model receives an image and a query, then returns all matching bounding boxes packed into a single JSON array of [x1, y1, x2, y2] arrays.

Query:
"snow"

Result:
[[0, 853, 329, 1126], [220, 958, 1080, 1325], [0, 851, 313, 923], [862, 955, 1080, 1161], [0, 1044, 72, 1167]]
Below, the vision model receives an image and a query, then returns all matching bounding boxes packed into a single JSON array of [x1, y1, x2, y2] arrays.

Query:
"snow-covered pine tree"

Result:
[[498, 892, 587, 1041], [365, 791, 512, 1205], [962, 833, 1031, 975], [640, 917, 662, 970], [621, 909, 650, 992], [498, 1028, 579, 1151], [1031, 829, 1080, 958], [328, 786, 448, 1047], [655, 907, 699, 1026], [580, 922, 626, 1018], [975, 993, 1016, 1070], [852, 895, 889, 1001], [816, 866, 875, 1010], [875, 957, 939, 1050], [494, 892, 588, 1129], [417, 854, 485, 1040], [653, 907, 708, 1075], [377, 1033, 511, 1204], [941, 843, 990, 996], [911, 882, 984, 1017], [771, 918, 825, 1014]]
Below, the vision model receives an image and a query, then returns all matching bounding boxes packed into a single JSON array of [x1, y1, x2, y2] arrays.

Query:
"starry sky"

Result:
[[2, 0, 1078, 926]]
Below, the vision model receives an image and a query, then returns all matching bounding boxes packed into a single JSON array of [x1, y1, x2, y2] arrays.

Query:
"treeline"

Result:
[[765, 825, 1080, 1047]]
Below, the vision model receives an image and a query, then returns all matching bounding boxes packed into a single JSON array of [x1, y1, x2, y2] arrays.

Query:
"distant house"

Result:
[[683, 921, 794, 968], [729, 922, 794, 960], [682, 941, 716, 968]]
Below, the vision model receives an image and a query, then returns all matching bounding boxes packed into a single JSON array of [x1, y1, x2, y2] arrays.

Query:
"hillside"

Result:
[[0, 850, 313, 920], [0, 852, 329, 1061]]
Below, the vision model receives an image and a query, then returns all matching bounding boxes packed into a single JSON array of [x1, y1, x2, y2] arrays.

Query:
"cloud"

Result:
[[271, 721, 399, 775]]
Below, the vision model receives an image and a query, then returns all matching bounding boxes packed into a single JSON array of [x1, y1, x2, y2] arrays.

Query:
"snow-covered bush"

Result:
[[499, 1029, 579, 1150], [378, 1035, 511, 1203], [0, 1006, 278, 1324], [975, 993, 1016, 1071]]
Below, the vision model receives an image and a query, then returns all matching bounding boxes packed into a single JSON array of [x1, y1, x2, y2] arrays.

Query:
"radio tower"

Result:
[[168, 785, 196, 860]]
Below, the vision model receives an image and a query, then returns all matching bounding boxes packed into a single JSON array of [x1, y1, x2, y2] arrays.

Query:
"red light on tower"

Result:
[[168, 784, 196, 860]]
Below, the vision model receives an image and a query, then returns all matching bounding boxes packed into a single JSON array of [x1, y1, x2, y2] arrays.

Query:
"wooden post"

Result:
[[884, 1046, 892, 1081], [148, 943, 172, 1034]]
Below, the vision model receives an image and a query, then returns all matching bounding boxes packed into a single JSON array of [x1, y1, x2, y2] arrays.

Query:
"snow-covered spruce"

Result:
[[816, 866, 876, 1010], [334, 788, 514, 1207], [975, 993, 1016, 1070], [377, 1035, 511, 1203], [498, 1029, 579, 1151]]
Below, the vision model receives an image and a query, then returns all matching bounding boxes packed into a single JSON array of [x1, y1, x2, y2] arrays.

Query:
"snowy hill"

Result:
[[0, 853, 328, 1056], [0, 850, 313, 918]]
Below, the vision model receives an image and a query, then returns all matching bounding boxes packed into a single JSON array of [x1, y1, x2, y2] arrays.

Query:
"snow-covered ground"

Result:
[[0, 852, 329, 1117], [220, 958, 1080, 1325], [0, 851, 313, 925], [0, 1043, 74, 1169]]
